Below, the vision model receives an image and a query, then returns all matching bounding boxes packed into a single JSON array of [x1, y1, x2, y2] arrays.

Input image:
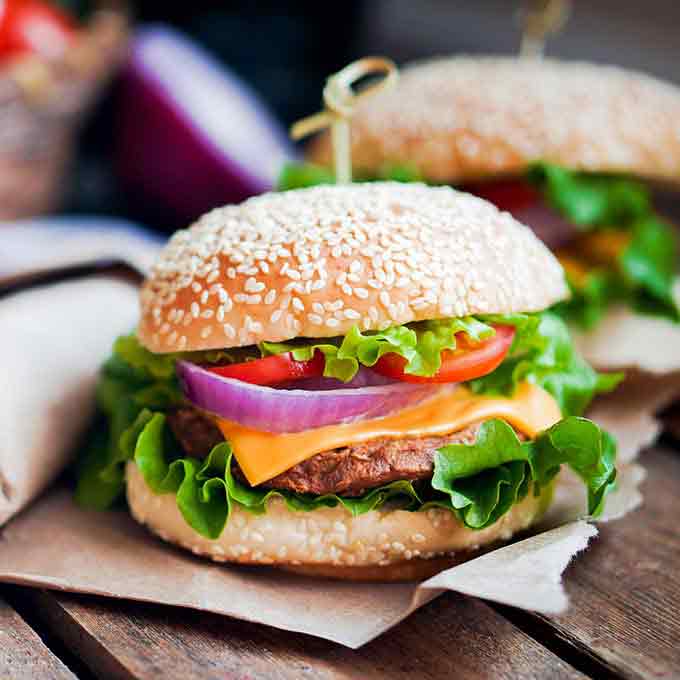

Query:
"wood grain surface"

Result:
[[0, 596, 76, 680], [18, 589, 586, 680], [506, 446, 680, 680]]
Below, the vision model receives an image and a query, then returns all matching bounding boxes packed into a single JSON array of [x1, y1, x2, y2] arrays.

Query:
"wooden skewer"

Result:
[[520, 0, 572, 58], [290, 57, 399, 184]]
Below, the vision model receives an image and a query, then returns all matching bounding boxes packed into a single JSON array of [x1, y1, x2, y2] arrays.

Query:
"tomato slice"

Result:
[[465, 180, 540, 215], [207, 350, 325, 386], [0, 0, 76, 61], [372, 325, 515, 384]]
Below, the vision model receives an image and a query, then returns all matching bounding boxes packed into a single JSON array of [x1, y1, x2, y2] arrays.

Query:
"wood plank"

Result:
[[21, 588, 587, 680], [0, 594, 76, 680], [508, 446, 680, 680]]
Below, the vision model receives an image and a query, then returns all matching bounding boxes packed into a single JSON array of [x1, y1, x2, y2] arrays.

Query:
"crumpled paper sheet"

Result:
[[0, 459, 643, 648], [572, 290, 680, 375], [587, 370, 680, 463], [0, 277, 139, 525], [573, 297, 680, 447]]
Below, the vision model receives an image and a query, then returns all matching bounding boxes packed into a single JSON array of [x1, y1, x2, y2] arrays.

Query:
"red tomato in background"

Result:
[[465, 180, 540, 215], [0, 0, 76, 61]]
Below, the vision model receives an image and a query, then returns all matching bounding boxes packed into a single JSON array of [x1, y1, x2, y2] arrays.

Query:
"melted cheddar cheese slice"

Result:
[[215, 382, 562, 487]]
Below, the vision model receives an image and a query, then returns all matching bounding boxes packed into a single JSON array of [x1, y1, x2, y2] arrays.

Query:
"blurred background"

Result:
[[1, 0, 679, 257]]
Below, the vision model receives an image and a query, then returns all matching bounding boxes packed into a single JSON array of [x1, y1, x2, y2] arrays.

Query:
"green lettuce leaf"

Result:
[[469, 313, 622, 416], [528, 162, 680, 326], [82, 407, 615, 539], [430, 417, 616, 527], [277, 161, 422, 191], [621, 217, 680, 322], [527, 163, 650, 229]]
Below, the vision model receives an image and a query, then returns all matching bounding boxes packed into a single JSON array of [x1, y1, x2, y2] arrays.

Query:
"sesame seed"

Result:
[[245, 277, 265, 293]]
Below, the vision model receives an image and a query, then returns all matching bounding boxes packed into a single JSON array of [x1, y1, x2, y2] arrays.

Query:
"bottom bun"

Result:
[[126, 461, 552, 581], [572, 304, 680, 375], [280, 553, 490, 582]]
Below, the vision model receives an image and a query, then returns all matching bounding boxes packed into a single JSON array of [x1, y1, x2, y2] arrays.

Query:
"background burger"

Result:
[[78, 182, 618, 581], [297, 57, 680, 378]]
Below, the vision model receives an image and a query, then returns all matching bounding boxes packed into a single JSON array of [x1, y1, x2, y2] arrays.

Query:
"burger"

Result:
[[297, 57, 680, 377], [77, 182, 618, 581]]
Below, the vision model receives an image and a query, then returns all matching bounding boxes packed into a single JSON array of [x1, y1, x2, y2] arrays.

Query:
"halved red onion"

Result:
[[117, 26, 295, 221], [177, 361, 441, 433]]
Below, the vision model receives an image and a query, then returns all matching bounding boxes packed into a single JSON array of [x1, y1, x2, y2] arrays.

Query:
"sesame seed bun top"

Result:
[[138, 182, 567, 353], [307, 57, 680, 186]]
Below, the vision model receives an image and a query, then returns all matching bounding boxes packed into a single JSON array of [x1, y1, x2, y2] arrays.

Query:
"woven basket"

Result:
[[0, 2, 128, 220]]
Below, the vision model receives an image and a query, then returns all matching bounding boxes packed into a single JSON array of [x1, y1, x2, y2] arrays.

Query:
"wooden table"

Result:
[[2, 444, 679, 680]]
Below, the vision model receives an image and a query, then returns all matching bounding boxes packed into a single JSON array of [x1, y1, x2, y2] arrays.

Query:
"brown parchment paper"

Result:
[[0, 277, 139, 526], [0, 456, 643, 649]]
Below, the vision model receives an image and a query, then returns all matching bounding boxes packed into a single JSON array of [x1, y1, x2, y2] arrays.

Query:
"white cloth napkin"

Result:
[[0, 217, 162, 277], [0, 275, 140, 525]]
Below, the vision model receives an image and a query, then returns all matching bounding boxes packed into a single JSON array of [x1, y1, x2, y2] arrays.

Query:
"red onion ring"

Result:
[[177, 361, 442, 433]]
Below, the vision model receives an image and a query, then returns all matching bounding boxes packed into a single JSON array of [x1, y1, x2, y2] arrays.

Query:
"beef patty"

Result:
[[167, 408, 517, 497]]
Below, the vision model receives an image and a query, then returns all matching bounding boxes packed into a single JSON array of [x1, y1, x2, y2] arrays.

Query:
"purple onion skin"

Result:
[[177, 361, 441, 434], [117, 69, 258, 219], [116, 26, 296, 222]]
